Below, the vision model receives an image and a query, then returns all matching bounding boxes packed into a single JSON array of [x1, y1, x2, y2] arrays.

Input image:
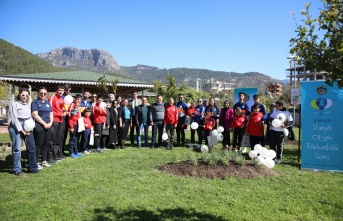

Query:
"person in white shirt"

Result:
[[269, 100, 293, 163]]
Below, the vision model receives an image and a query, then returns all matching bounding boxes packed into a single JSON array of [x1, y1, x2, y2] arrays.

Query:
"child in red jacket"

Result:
[[92, 95, 108, 153], [230, 107, 247, 151], [203, 112, 215, 146], [80, 108, 93, 154], [246, 104, 264, 150], [67, 94, 83, 158]]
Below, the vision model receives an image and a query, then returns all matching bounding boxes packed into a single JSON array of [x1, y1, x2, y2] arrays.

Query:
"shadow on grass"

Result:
[[282, 147, 301, 168], [92, 206, 227, 221], [0, 150, 29, 174]]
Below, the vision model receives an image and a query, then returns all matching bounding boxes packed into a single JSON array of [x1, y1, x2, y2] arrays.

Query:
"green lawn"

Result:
[[0, 129, 342, 221]]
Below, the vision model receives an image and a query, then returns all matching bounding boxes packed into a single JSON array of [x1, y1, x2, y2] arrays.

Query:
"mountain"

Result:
[[0, 39, 66, 75], [119, 65, 281, 92], [37, 47, 120, 73], [35, 46, 281, 90]]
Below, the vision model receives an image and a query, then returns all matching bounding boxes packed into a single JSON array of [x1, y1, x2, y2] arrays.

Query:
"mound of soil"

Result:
[[158, 160, 280, 179]]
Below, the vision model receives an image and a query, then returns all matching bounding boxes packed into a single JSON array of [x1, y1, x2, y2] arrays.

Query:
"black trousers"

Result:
[[232, 127, 245, 148], [269, 130, 285, 159], [176, 122, 185, 145], [49, 121, 65, 159], [130, 116, 139, 145], [222, 130, 231, 147], [249, 135, 261, 150], [34, 123, 51, 162], [93, 123, 103, 149]]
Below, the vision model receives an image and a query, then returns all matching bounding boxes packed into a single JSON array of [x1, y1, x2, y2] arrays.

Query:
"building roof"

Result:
[[0, 71, 153, 95]]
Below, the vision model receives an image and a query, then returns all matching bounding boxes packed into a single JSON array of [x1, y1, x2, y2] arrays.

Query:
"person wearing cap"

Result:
[[264, 103, 276, 146], [252, 94, 267, 146]]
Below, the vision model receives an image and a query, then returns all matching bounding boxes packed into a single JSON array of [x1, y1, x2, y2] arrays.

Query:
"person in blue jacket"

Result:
[[204, 97, 220, 128], [176, 93, 188, 147], [188, 98, 205, 150]]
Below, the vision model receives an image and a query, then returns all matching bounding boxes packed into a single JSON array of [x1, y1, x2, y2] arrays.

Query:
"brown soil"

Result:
[[158, 160, 280, 179]]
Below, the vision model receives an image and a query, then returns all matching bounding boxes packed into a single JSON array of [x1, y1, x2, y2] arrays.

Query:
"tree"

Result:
[[290, 0, 343, 88], [96, 75, 119, 96]]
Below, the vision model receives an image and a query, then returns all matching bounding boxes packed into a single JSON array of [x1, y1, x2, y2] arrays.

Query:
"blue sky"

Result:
[[0, 0, 322, 80]]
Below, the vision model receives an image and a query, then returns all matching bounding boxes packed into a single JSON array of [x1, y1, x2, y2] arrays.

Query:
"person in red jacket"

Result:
[[92, 95, 108, 153], [48, 85, 68, 162], [218, 100, 234, 149], [67, 94, 83, 158], [230, 107, 247, 151], [164, 98, 178, 149], [80, 108, 93, 154], [246, 104, 264, 150], [203, 112, 215, 147]]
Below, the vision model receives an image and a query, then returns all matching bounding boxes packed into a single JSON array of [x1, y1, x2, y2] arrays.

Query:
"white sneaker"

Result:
[[242, 147, 247, 153], [83, 150, 90, 155], [37, 163, 43, 171], [41, 161, 51, 167]]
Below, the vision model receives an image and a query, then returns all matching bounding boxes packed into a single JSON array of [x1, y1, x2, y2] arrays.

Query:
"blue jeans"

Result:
[[9, 121, 38, 173], [80, 128, 91, 151], [151, 120, 164, 147], [68, 124, 80, 154], [137, 122, 149, 147]]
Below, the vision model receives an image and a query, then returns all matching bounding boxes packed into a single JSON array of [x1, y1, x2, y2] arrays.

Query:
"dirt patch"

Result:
[[159, 160, 280, 179]]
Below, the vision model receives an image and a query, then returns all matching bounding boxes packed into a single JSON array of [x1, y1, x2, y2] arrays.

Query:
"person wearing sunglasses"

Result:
[[8, 87, 39, 175], [31, 87, 53, 168]]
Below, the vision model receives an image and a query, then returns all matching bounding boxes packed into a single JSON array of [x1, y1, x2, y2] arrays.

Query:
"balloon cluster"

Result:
[[190, 123, 225, 141], [248, 144, 276, 168]]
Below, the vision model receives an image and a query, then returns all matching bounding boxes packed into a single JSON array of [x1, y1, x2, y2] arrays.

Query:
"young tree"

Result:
[[290, 0, 343, 88]]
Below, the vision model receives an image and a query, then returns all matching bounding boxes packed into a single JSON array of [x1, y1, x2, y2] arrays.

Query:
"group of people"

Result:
[[8, 84, 293, 176]]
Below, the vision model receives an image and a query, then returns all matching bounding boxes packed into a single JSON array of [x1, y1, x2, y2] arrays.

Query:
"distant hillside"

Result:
[[119, 65, 281, 92], [37, 47, 120, 73], [0, 39, 67, 75]]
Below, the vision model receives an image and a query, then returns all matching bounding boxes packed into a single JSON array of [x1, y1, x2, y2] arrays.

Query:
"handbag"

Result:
[[78, 117, 85, 132]]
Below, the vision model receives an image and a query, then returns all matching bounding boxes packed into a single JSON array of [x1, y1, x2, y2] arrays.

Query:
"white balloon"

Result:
[[260, 147, 270, 158], [212, 129, 218, 137], [254, 144, 263, 154], [100, 102, 107, 110], [162, 133, 168, 141], [201, 145, 209, 153], [63, 95, 74, 105], [217, 126, 224, 133], [272, 119, 282, 128], [24, 119, 35, 131], [257, 156, 266, 165], [248, 150, 258, 159], [264, 158, 275, 168], [190, 122, 199, 130], [276, 113, 286, 123], [268, 149, 277, 159], [217, 134, 223, 141]]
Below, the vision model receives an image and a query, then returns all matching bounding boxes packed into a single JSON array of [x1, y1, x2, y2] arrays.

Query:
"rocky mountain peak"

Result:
[[37, 46, 120, 72]]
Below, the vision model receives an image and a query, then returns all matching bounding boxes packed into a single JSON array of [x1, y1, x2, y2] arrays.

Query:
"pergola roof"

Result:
[[0, 71, 153, 95]]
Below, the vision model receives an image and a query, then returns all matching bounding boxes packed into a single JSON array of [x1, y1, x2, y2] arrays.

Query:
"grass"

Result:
[[0, 128, 342, 221]]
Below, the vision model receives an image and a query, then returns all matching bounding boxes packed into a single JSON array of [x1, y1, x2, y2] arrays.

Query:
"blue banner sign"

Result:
[[301, 81, 343, 172]]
